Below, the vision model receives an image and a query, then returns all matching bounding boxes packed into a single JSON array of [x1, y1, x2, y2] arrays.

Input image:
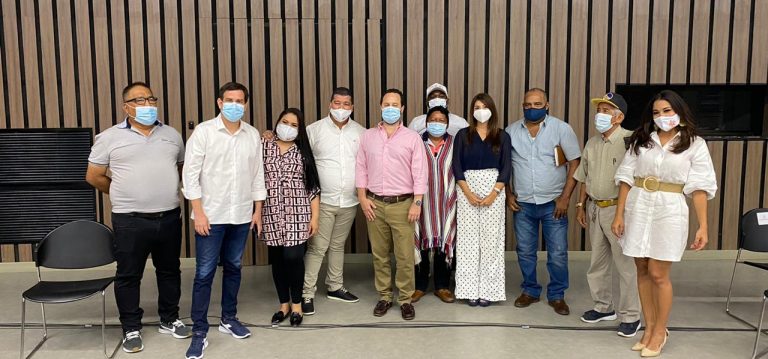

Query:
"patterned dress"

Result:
[[261, 139, 320, 247]]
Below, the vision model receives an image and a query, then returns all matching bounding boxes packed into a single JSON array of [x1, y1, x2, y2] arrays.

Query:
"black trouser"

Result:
[[269, 243, 306, 304], [111, 208, 182, 332], [415, 249, 453, 292]]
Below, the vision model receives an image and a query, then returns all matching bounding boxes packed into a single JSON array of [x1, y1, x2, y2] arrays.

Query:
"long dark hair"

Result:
[[277, 108, 320, 193], [629, 90, 698, 155], [467, 93, 502, 154]]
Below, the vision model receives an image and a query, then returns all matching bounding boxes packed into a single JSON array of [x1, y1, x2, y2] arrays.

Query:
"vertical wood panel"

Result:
[[743, 141, 764, 213], [650, 0, 670, 83], [750, 0, 768, 83], [709, 0, 731, 83], [446, 0, 466, 118], [385, 0, 404, 92], [20, 0, 42, 128], [465, 0, 485, 106], [285, 19, 301, 108], [405, 0, 424, 123], [611, 0, 630, 87], [197, 1, 215, 121], [704, 141, 724, 250], [128, 0, 145, 82], [721, 141, 743, 249], [689, 0, 711, 83], [37, 0, 60, 127], [425, 0, 445, 85], [350, 0, 367, 128], [669, 0, 691, 83], [2, 0, 23, 126], [528, 0, 547, 90], [109, 0, 129, 123], [487, 0, 507, 116], [629, 0, 649, 83], [728, 0, 751, 83]]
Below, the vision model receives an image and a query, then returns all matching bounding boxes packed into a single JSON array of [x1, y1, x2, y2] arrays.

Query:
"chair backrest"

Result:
[[740, 208, 768, 252], [35, 220, 115, 269]]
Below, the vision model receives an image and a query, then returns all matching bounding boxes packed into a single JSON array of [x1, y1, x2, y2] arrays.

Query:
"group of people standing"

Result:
[[86, 79, 717, 359]]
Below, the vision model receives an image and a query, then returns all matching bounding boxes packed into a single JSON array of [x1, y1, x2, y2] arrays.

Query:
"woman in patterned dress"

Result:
[[259, 108, 321, 327]]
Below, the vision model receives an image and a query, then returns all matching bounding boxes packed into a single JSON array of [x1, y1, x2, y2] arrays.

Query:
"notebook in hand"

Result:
[[554, 145, 566, 167]]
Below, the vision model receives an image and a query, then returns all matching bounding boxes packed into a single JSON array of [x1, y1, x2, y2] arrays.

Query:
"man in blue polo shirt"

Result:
[[505, 88, 581, 316]]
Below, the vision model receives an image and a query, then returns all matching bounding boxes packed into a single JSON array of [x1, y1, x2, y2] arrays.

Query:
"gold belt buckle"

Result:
[[642, 176, 660, 192]]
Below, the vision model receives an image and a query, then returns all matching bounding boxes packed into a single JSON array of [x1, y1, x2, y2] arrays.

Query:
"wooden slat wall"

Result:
[[1, 0, 766, 264]]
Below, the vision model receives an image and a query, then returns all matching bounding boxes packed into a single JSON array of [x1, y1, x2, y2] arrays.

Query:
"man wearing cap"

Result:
[[505, 88, 581, 315], [408, 83, 469, 136], [574, 92, 641, 337]]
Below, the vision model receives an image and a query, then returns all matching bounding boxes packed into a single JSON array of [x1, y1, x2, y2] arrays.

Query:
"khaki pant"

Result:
[[586, 200, 641, 322], [367, 197, 415, 304], [303, 203, 358, 298]]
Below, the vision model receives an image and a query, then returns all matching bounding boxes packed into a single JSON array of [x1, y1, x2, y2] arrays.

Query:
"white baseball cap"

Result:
[[425, 83, 448, 98]]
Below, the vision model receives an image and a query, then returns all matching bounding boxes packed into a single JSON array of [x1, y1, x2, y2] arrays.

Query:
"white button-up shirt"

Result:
[[182, 115, 267, 224], [307, 116, 366, 208]]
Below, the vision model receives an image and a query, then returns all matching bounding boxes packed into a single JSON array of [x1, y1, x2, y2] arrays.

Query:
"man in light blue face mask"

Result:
[[86, 82, 190, 353], [182, 82, 267, 359], [355, 89, 429, 321], [408, 83, 468, 136], [573, 92, 641, 338]]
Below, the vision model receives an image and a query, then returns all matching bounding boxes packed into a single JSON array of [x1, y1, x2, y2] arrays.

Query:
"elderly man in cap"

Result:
[[408, 83, 468, 136], [574, 92, 641, 337]]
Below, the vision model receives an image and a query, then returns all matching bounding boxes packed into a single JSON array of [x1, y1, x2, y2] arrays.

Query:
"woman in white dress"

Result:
[[612, 90, 717, 357]]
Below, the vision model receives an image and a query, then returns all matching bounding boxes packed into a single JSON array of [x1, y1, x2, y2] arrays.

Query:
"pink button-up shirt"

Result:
[[355, 123, 428, 196]]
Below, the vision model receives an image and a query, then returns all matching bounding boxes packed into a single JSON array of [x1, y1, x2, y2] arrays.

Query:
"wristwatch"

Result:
[[575, 202, 584, 208], [494, 188, 502, 194], [414, 199, 423, 206]]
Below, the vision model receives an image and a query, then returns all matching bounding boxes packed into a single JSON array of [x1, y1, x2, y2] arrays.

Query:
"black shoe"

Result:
[[327, 287, 360, 303], [271, 310, 290, 326], [302, 297, 315, 315], [290, 312, 303, 327]]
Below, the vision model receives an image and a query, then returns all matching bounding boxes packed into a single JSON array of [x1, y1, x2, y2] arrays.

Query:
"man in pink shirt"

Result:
[[356, 88, 429, 320]]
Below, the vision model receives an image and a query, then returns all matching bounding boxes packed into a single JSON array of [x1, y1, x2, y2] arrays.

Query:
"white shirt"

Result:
[[614, 132, 717, 261], [408, 113, 469, 136], [182, 116, 267, 224], [307, 116, 366, 208]]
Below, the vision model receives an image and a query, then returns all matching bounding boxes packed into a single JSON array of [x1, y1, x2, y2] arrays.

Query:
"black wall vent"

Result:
[[0, 129, 96, 244]]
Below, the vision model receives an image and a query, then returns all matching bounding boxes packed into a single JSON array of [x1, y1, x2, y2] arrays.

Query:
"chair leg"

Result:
[[754, 295, 768, 359], [40, 303, 47, 338], [20, 298, 25, 359], [726, 250, 741, 314], [20, 299, 48, 359], [102, 291, 120, 359]]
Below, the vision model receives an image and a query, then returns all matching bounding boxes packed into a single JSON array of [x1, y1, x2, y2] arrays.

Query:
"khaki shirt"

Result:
[[573, 127, 633, 200]]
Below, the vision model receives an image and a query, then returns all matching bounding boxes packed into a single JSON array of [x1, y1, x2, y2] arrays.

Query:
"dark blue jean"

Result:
[[190, 223, 250, 333], [514, 201, 569, 301]]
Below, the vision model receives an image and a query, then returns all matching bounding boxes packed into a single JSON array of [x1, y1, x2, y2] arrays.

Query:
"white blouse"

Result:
[[614, 132, 717, 261]]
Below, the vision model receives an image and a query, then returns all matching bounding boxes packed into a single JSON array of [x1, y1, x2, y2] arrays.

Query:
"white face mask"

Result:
[[654, 114, 680, 132], [473, 108, 492, 123], [330, 108, 352, 122], [428, 98, 448, 109], [276, 122, 299, 141]]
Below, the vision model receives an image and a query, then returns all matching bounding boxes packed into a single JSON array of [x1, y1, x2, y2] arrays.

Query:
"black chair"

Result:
[[726, 208, 768, 329], [19, 220, 121, 359]]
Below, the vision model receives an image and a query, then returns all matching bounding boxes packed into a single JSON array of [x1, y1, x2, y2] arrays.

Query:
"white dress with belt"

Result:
[[614, 132, 717, 262]]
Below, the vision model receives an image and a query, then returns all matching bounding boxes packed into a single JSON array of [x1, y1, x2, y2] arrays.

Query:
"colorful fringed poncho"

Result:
[[414, 132, 457, 264]]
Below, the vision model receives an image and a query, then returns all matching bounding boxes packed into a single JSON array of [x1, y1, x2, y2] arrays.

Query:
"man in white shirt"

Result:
[[408, 83, 468, 136], [301, 87, 366, 315], [182, 82, 267, 359]]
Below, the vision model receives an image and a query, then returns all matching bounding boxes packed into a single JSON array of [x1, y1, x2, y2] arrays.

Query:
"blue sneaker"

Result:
[[218, 317, 251, 339], [185, 333, 208, 359], [617, 320, 642, 337], [580, 310, 617, 323]]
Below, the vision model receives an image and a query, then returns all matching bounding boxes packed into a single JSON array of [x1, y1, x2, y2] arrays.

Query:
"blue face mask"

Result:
[[594, 113, 614, 133], [381, 106, 401, 124], [426, 122, 448, 137], [133, 106, 158, 126], [523, 107, 547, 122], [221, 103, 245, 122]]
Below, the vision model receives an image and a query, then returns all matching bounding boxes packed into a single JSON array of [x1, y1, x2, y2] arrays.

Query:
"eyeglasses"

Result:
[[124, 96, 159, 105]]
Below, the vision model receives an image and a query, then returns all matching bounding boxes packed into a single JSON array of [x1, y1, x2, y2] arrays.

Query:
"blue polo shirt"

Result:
[[505, 115, 581, 204]]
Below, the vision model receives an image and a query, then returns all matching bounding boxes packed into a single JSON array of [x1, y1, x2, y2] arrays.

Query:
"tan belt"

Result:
[[592, 198, 618, 208], [634, 176, 684, 193]]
